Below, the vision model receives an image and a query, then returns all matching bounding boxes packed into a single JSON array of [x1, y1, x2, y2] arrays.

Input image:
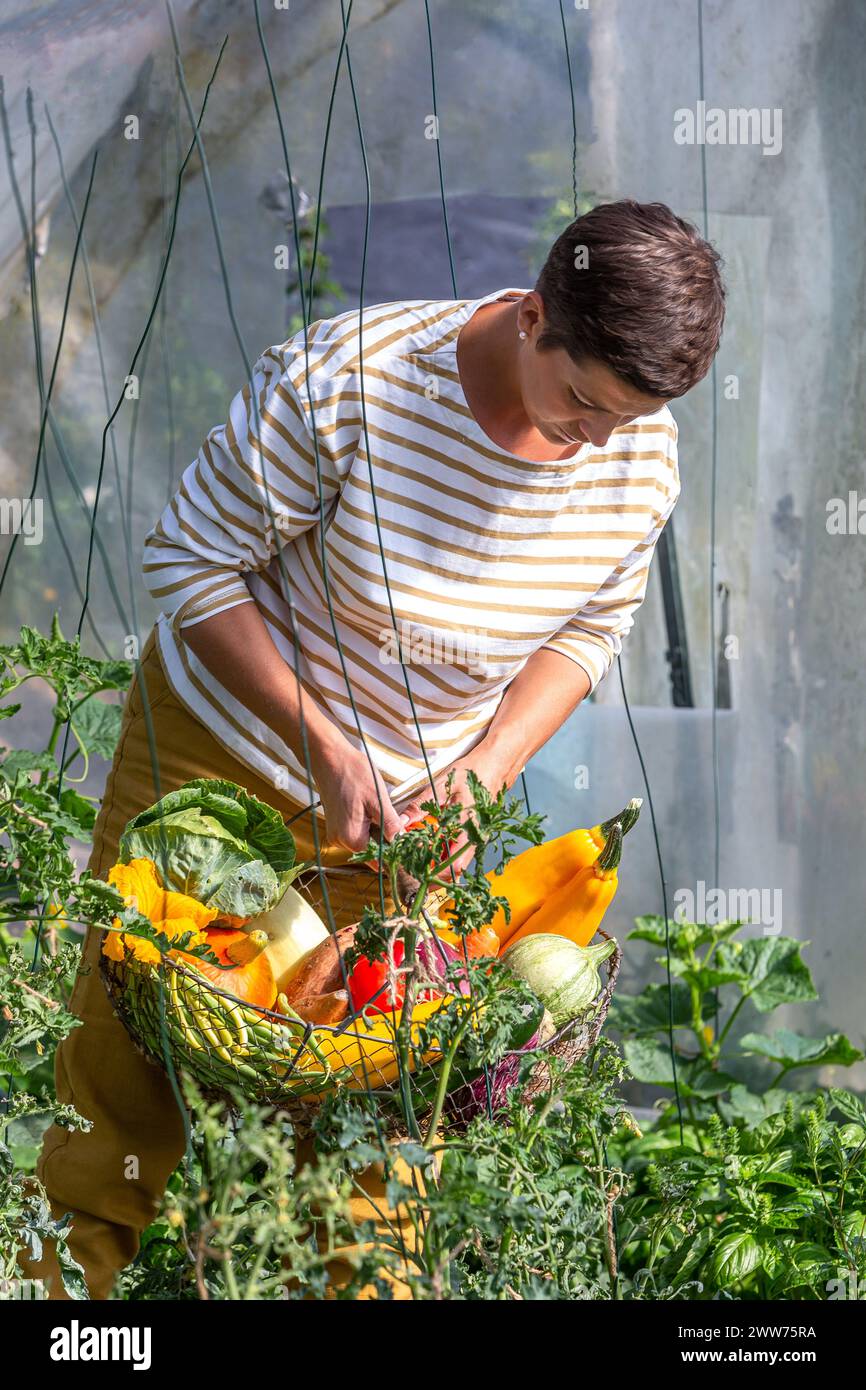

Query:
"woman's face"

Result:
[[516, 293, 669, 449]]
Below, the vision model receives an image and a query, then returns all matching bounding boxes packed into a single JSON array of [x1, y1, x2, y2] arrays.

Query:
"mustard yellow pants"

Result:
[[22, 629, 427, 1300]]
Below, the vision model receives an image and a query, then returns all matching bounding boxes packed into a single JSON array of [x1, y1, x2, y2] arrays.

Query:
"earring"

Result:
[[518, 330, 527, 340]]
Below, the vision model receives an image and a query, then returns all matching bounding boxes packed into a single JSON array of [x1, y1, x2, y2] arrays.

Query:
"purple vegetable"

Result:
[[416, 933, 471, 996], [444, 1026, 541, 1127]]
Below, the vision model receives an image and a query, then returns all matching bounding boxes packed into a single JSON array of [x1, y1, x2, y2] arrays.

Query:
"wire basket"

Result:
[[101, 863, 621, 1138]]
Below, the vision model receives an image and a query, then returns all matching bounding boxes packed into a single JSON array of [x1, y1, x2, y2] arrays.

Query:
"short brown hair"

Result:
[[535, 199, 726, 398]]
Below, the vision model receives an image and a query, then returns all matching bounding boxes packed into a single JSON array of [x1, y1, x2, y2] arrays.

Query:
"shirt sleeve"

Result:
[[540, 428, 680, 694], [142, 347, 343, 632]]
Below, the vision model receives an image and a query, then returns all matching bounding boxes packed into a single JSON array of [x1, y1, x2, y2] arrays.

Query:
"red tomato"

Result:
[[348, 941, 406, 1014]]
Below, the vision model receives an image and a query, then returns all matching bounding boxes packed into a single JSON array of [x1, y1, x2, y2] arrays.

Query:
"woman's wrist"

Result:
[[472, 724, 528, 794]]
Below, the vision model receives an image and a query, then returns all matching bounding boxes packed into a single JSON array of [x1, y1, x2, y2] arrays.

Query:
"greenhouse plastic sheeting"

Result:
[[1, 0, 864, 1086]]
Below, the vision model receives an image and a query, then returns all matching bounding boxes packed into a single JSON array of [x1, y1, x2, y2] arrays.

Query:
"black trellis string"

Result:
[[158, 112, 181, 509], [618, 660, 685, 1140], [556, 1, 626, 1273], [250, 0, 404, 1142], [697, 0, 722, 1041], [162, 5, 369, 1142], [19, 146, 101, 978], [0, 90, 119, 652], [257, 0, 429, 1180], [43, 51, 232, 1090], [44, 106, 140, 644], [0, 117, 106, 1100], [418, 0, 500, 1125], [557, 0, 579, 223], [1, 36, 232, 1138], [557, 1, 683, 1144], [422, 0, 457, 300], [0, 88, 129, 643]]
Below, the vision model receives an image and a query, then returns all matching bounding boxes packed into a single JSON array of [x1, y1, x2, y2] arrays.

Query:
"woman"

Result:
[[28, 198, 724, 1298]]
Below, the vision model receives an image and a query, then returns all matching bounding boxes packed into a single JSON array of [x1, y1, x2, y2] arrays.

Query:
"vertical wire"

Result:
[[175, 1, 412, 1152], [556, 2, 683, 1141], [250, 0, 397, 1121], [697, 0, 721, 1035], [159, 96, 182, 508], [422, 0, 457, 298], [43, 35, 232, 1160], [44, 105, 140, 646], [419, 0, 502, 1123], [0, 113, 107, 1101], [557, 0, 579, 220], [0, 89, 118, 650], [253, 0, 435, 1245], [0, 84, 132, 640], [337, 0, 465, 1185], [254, 14, 449, 1242], [618, 661, 684, 1137]]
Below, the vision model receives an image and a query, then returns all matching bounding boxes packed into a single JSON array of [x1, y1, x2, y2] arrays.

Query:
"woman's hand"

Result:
[[310, 733, 408, 853], [396, 740, 520, 879]]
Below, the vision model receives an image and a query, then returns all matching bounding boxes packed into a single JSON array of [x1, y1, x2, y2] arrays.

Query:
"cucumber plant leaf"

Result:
[[719, 936, 818, 1012], [608, 982, 695, 1035], [72, 696, 124, 761], [739, 1027, 863, 1072]]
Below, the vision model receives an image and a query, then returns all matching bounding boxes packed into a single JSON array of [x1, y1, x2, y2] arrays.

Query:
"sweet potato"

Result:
[[281, 923, 357, 1003], [292, 989, 349, 1025]]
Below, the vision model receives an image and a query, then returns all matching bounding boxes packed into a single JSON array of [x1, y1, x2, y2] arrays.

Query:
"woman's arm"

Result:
[[183, 605, 407, 851], [477, 647, 592, 785]]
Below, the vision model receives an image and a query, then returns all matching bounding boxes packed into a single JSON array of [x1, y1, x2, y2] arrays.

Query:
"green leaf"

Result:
[[608, 983, 695, 1035], [660, 1225, 713, 1284], [842, 1211, 866, 1245], [58, 788, 97, 836], [791, 1241, 834, 1274], [622, 1039, 736, 1097], [721, 936, 818, 1013], [628, 915, 672, 945], [739, 1028, 863, 1071], [760, 1241, 786, 1279], [1, 748, 57, 780], [5, 1111, 54, 1171], [718, 1083, 801, 1126], [210, 859, 281, 917], [752, 1169, 807, 1191], [658, 956, 747, 992], [711, 1229, 762, 1286], [829, 1089, 866, 1125], [747, 1113, 790, 1150], [72, 696, 123, 760], [122, 808, 256, 897]]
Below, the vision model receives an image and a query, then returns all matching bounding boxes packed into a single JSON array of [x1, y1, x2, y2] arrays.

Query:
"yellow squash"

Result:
[[506, 822, 623, 948], [442, 798, 640, 946], [275, 995, 452, 1091]]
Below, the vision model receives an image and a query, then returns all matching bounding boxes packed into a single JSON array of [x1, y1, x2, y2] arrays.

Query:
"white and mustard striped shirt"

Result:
[[143, 288, 679, 810]]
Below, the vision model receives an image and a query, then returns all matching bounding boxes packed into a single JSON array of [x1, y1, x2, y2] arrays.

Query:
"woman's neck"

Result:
[[456, 299, 577, 463]]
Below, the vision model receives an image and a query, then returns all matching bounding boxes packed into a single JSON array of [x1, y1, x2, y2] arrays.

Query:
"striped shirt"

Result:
[[143, 287, 680, 810]]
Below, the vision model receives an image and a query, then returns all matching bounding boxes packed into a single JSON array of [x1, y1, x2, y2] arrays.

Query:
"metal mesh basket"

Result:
[[101, 864, 621, 1138]]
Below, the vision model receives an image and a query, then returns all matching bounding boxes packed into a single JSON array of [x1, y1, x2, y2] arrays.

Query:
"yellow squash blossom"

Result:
[[102, 857, 217, 965]]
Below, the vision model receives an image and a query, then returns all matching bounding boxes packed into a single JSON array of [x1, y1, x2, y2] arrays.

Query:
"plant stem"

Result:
[[423, 1012, 472, 1146], [716, 993, 747, 1049]]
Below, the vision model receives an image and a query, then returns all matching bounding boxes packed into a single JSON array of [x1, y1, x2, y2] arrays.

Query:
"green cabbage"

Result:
[[119, 778, 303, 916]]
